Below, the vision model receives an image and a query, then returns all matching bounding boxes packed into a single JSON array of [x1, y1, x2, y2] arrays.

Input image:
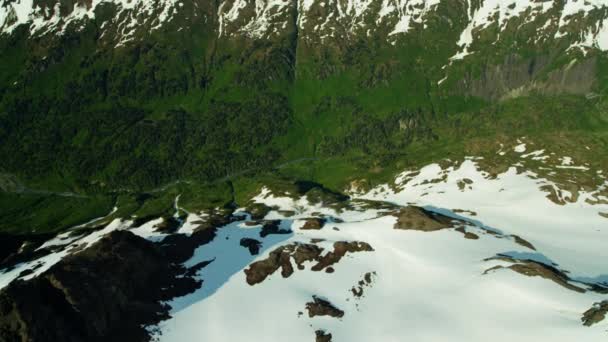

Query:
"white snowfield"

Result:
[[154, 158, 608, 341]]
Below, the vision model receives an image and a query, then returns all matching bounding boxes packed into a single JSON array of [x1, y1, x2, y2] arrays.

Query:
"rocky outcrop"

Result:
[[393, 207, 455, 231], [484, 256, 585, 293], [315, 330, 332, 342], [582, 301, 608, 326], [301, 218, 326, 230], [351, 272, 376, 298], [247, 203, 273, 220], [0, 230, 201, 342], [244, 241, 373, 285], [240, 238, 262, 255], [259, 220, 292, 238], [306, 296, 344, 318]]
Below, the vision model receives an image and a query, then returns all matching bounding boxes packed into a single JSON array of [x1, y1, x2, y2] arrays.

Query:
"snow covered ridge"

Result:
[[3, 0, 608, 55], [450, 0, 608, 60], [217, 0, 444, 39], [218, 0, 608, 54], [0, 0, 181, 39], [155, 169, 608, 341], [1, 160, 607, 340]]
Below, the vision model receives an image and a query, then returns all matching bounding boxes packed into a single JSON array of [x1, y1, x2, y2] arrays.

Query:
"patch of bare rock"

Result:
[[259, 220, 291, 238], [484, 256, 586, 293], [240, 238, 262, 255], [351, 272, 377, 298], [244, 241, 373, 285], [315, 330, 333, 342], [301, 218, 326, 230], [306, 296, 344, 318], [393, 206, 456, 231], [455, 227, 479, 240], [582, 300, 608, 326]]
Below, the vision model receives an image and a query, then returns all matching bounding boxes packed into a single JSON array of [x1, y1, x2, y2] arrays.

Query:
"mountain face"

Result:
[[0, 0, 608, 190]]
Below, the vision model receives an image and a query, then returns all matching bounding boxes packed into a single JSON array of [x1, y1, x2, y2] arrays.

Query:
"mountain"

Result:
[[0, 1, 608, 341], [1, 0, 608, 191]]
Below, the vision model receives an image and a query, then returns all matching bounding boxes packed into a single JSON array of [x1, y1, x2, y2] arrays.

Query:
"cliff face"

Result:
[[458, 54, 598, 101]]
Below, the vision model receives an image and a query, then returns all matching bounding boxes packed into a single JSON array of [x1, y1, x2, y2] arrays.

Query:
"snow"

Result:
[[358, 159, 608, 278], [386, 0, 442, 36], [154, 177, 608, 340], [514, 143, 527, 153], [148, 157, 608, 340]]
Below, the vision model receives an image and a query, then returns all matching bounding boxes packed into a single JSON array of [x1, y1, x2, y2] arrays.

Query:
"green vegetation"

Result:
[[1, 2, 608, 235]]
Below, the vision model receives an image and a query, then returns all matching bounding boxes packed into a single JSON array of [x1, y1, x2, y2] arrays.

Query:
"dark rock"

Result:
[[511, 235, 536, 250], [0, 230, 201, 342], [259, 220, 291, 238], [306, 296, 344, 318], [160, 226, 217, 264], [240, 238, 262, 255], [154, 216, 182, 234], [582, 301, 608, 326], [351, 272, 376, 298], [310, 241, 374, 271], [455, 227, 479, 240], [393, 206, 455, 231], [301, 218, 326, 230], [244, 241, 373, 285], [247, 203, 272, 220], [484, 256, 586, 293], [315, 330, 332, 342]]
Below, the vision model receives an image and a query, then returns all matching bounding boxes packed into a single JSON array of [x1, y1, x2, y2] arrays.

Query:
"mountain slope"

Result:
[[0, 0, 607, 191]]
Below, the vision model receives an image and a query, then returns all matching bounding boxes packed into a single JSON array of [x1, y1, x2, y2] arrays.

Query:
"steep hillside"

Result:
[[0, 0, 607, 192]]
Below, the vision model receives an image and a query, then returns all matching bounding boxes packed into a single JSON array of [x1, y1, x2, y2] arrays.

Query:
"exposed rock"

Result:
[[310, 241, 374, 271], [190, 211, 239, 233], [301, 218, 326, 230], [457, 178, 473, 191], [244, 241, 373, 285], [511, 235, 536, 250], [306, 296, 344, 318], [459, 54, 596, 101], [154, 216, 182, 234], [247, 203, 272, 220], [160, 226, 217, 264], [455, 227, 479, 240], [393, 207, 455, 231], [484, 256, 585, 293], [351, 272, 376, 298], [0, 230, 201, 342], [259, 220, 291, 238], [315, 330, 333, 342], [582, 301, 608, 326], [240, 238, 262, 255]]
